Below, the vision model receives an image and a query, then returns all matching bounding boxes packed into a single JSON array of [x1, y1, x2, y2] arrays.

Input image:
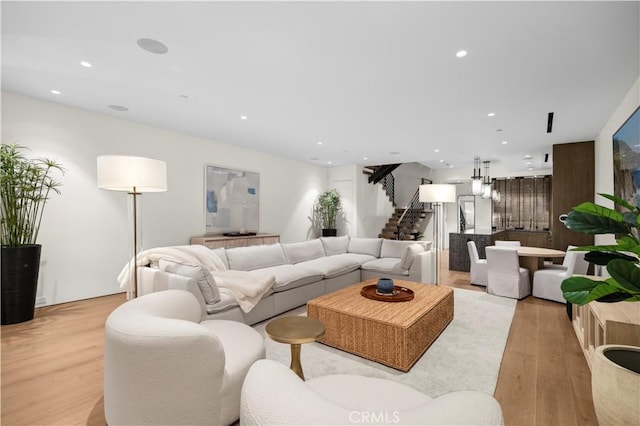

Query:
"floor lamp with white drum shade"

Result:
[[419, 184, 456, 285], [97, 155, 167, 298]]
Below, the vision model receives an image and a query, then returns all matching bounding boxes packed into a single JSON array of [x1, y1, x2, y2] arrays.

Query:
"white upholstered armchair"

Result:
[[104, 289, 265, 425], [240, 359, 504, 425]]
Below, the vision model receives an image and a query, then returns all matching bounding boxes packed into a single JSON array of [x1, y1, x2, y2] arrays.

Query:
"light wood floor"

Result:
[[2, 252, 598, 425]]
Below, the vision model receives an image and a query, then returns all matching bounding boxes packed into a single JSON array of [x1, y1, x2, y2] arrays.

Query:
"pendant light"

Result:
[[481, 160, 492, 199], [471, 156, 483, 195]]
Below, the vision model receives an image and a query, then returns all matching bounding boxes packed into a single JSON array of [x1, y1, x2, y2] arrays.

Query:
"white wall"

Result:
[[594, 77, 640, 245], [1, 92, 327, 306], [393, 162, 434, 207]]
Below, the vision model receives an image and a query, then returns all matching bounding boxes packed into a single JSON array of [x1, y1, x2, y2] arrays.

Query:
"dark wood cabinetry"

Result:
[[552, 141, 595, 251]]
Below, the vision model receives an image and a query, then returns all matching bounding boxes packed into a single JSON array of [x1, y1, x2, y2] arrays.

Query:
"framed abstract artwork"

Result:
[[204, 164, 259, 234], [613, 106, 640, 211]]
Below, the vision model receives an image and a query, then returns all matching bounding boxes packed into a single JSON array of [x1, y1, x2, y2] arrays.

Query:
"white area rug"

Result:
[[253, 287, 516, 397]]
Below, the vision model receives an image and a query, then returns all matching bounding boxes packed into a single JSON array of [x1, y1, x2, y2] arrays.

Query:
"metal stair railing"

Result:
[[396, 187, 431, 240], [382, 173, 395, 206]]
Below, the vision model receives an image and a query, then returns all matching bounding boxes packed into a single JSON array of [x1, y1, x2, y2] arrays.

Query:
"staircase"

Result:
[[379, 206, 430, 240], [362, 164, 400, 206], [363, 165, 433, 240]]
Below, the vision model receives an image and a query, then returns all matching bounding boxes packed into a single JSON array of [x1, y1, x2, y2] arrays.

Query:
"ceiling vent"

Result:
[[547, 112, 554, 133], [137, 38, 168, 54]]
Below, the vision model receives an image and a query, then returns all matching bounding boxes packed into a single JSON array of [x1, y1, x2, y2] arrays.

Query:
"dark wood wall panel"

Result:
[[552, 141, 595, 251]]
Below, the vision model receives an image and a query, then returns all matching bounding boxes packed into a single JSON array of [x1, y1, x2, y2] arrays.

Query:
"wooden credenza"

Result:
[[572, 299, 640, 370], [190, 233, 280, 249]]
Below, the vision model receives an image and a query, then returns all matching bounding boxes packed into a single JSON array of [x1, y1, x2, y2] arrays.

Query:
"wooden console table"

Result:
[[190, 233, 280, 249], [572, 299, 640, 370]]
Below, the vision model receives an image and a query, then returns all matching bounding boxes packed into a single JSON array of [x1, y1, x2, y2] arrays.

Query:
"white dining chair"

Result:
[[486, 247, 531, 299], [495, 240, 521, 247], [533, 249, 589, 303], [467, 241, 488, 286], [542, 245, 588, 273]]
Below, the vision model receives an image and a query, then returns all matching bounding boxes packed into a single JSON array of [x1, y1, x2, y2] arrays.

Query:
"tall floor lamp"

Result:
[[97, 155, 167, 299], [419, 184, 456, 285]]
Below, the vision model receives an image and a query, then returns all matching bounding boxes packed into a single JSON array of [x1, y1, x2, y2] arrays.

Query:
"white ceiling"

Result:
[[2, 1, 639, 172]]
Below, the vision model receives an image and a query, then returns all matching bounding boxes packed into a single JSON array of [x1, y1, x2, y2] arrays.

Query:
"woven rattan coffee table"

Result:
[[307, 278, 454, 372]]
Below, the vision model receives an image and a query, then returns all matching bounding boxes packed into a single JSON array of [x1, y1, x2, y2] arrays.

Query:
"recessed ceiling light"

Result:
[[137, 38, 168, 54], [80, 61, 92, 68], [363, 157, 368, 160], [528, 167, 534, 171], [434, 149, 440, 153], [50, 89, 61, 95], [108, 105, 129, 112], [523, 155, 533, 160], [317, 141, 323, 145], [501, 141, 508, 145], [439, 160, 445, 163], [487, 112, 495, 117], [456, 50, 467, 58], [327, 161, 332, 165], [527, 162, 532, 166], [449, 165, 454, 168], [240, 115, 248, 120]]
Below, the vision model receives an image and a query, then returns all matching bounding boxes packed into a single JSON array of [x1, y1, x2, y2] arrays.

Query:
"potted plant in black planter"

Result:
[[560, 193, 639, 425], [1, 144, 64, 325], [315, 189, 341, 237]]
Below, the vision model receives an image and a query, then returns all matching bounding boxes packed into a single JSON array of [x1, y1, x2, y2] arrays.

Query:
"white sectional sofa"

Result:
[[139, 236, 435, 325]]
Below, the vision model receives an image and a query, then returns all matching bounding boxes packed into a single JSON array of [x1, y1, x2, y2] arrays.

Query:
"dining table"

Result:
[[489, 245, 566, 273]]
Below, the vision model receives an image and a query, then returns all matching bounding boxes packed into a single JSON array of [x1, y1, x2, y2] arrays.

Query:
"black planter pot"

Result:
[[322, 229, 337, 237], [1, 245, 41, 325]]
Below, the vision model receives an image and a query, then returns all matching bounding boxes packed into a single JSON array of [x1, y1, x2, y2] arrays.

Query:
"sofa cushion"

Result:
[[380, 239, 422, 259], [347, 237, 383, 257], [361, 258, 409, 276], [282, 239, 325, 264], [320, 236, 350, 256], [300, 255, 361, 278], [211, 247, 229, 270], [205, 288, 239, 314], [400, 243, 426, 269], [248, 264, 324, 292], [159, 259, 221, 304], [339, 253, 377, 265], [226, 244, 287, 271]]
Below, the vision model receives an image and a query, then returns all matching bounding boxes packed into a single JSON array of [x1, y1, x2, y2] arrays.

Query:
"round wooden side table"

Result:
[[265, 316, 325, 380]]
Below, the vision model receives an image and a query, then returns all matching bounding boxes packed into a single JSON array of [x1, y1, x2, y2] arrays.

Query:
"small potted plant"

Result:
[[315, 189, 342, 237], [560, 193, 639, 426], [1, 144, 64, 324]]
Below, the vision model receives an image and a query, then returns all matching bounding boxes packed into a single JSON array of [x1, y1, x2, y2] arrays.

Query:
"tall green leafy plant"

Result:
[[0, 144, 64, 246], [315, 189, 342, 230], [561, 193, 640, 304]]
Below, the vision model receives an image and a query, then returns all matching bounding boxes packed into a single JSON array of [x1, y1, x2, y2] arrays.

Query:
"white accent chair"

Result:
[[467, 241, 488, 286], [486, 247, 531, 299], [104, 289, 265, 426], [495, 240, 521, 247], [532, 249, 589, 303], [240, 359, 504, 425]]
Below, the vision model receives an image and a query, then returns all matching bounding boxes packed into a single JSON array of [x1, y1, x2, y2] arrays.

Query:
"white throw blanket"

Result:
[[118, 245, 275, 312]]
